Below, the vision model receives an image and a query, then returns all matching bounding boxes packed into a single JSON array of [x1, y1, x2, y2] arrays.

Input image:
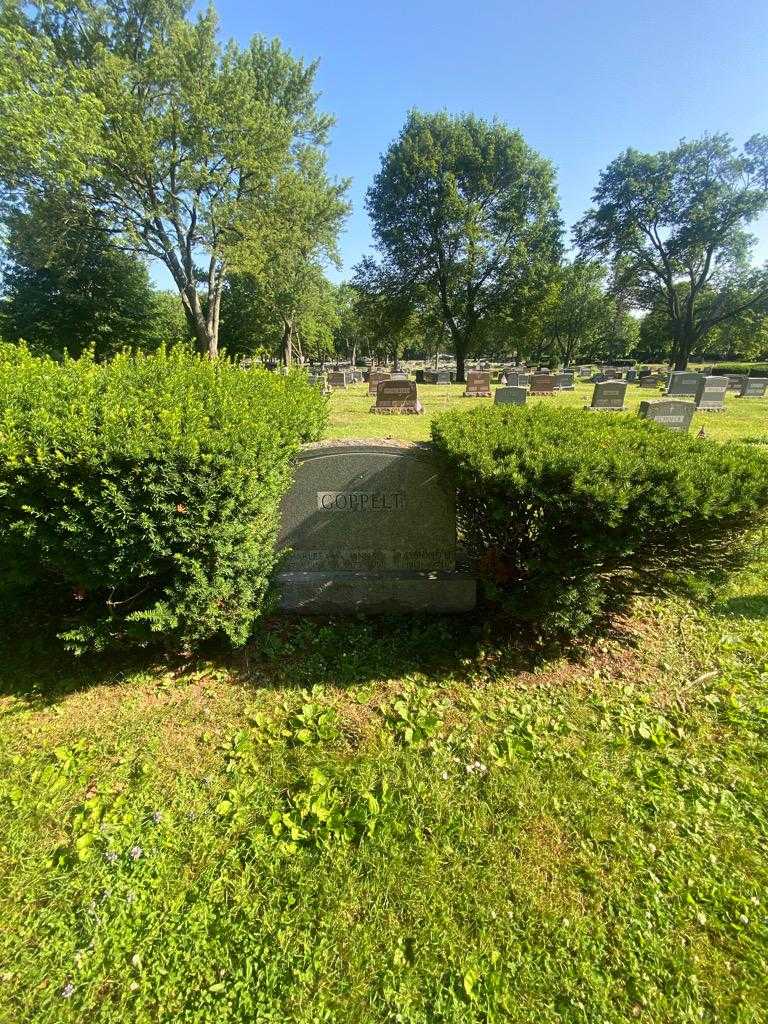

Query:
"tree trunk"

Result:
[[455, 345, 466, 384], [673, 322, 694, 370], [281, 320, 293, 367]]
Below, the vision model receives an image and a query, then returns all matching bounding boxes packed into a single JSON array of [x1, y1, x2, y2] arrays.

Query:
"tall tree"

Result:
[[364, 111, 561, 381], [0, 189, 185, 357], [576, 134, 768, 369], [537, 262, 616, 365], [1, 0, 346, 357]]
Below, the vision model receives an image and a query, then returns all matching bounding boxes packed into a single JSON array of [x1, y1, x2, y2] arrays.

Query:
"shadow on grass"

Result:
[[711, 594, 768, 620]]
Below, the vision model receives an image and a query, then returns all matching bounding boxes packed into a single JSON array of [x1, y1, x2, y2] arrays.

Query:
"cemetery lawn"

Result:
[[327, 380, 768, 444], [1, 398, 768, 1023]]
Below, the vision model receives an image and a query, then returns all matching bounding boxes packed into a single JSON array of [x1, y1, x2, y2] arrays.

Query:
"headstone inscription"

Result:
[[494, 386, 528, 406], [276, 440, 476, 613], [695, 375, 728, 411], [463, 370, 492, 397], [738, 378, 768, 398], [368, 371, 391, 396], [327, 371, 347, 390], [529, 373, 555, 395], [666, 372, 702, 397], [371, 379, 423, 415], [590, 380, 627, 411], [638, 399, 695, 433]]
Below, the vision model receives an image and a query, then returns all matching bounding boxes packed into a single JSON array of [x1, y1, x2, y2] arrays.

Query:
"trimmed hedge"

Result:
[[0, 345, 327, 652], [432, 405, 768, 639], [702, 362, 768, 376]]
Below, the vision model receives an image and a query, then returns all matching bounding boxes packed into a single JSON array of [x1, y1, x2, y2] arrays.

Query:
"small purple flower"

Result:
[[129, 845, 143, 861], [151, 811, 162, 825], [61, 982, 75, 999], [104, 851, 118, 864]]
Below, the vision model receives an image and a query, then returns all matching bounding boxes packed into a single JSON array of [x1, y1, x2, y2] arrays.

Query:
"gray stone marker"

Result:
[[276, 439, 476, 613], [726, 374, 748, 392], [367, 371, 391, 397], [423, 369, 452, 384], [371, 379, 423, 415], [529, 373, 555, 395], [638, 399, 695, 433], [639, 374, 660, 388], [695, 375, 728, 411], [739, 377, 768, 398], [590, 380, 627, 411], [666, 372, 702, 397], [327, 371, 347, 390], [464, 370, 492, 397], [626, 369, 638, 382], [554, 372, 575, 390], [578, 366, 592, 379], [494, 386, 528, 406]]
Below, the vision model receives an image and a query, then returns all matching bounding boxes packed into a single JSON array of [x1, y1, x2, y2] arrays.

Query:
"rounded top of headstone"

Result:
[[299, 438, 434, 461]]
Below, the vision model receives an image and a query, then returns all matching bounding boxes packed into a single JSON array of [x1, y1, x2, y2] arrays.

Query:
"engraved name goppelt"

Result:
[[317, 491, 405, 511]]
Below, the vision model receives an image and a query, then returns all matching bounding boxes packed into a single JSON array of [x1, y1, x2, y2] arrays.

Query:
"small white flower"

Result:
[[129, 846, 143, 861], [61, 983, 75, 999]]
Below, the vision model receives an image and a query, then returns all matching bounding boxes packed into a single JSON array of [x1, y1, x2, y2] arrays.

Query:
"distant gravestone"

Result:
[[639, 374, 660, 388], [529, 373, 555, 395], [638, 366, 652, 378], [554, 372, 575, 390], [591, 373, 608, 384], [739, 377, 768, 398], [578, 366, 592, 379], [695, 375, 728, 411], [626, 369, 638, 383], [368, 371, 391, 397], [638, 399, 695, 433], [390, 370, 408, 379], [415, 369, 425, 383], [726, 374, 748, 392], [423, 369, 452, 384], [464, 370, 492, 397], [590, 380, 627, 411], [372, 379, 423, 415], [494, 386, 528, 406], [666, 372, 702, 397], [276, 440, 476, 613], [327, 371, 348, 390]]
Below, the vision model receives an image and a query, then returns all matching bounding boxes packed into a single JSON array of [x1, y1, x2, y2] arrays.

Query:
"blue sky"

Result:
[[176, 0, 768, 286]]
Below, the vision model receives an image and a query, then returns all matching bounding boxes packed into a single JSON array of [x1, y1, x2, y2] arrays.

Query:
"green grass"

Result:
[[327, 380, 768, 444], [1, 384, 768, 1022]]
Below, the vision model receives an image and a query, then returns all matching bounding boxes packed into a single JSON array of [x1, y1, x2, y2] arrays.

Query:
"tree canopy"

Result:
[[363, 111, 562, 380], [1, 0, 347, 356], [576, 134, 768, 369]]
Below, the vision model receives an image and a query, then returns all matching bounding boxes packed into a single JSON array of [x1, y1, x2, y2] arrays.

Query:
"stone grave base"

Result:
[[585, 405, 626, 412], [277, 570, 476, 614], [462, 392, 492, 398], [530, 391, 555, 397], [697, 407, 725, 413], [370, 404, 424, 414]]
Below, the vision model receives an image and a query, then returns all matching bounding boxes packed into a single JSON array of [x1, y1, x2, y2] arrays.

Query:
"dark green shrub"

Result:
[[701, 362, 768, 376], [432, 405, 768, 639], [0, 345, 327, 652]]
